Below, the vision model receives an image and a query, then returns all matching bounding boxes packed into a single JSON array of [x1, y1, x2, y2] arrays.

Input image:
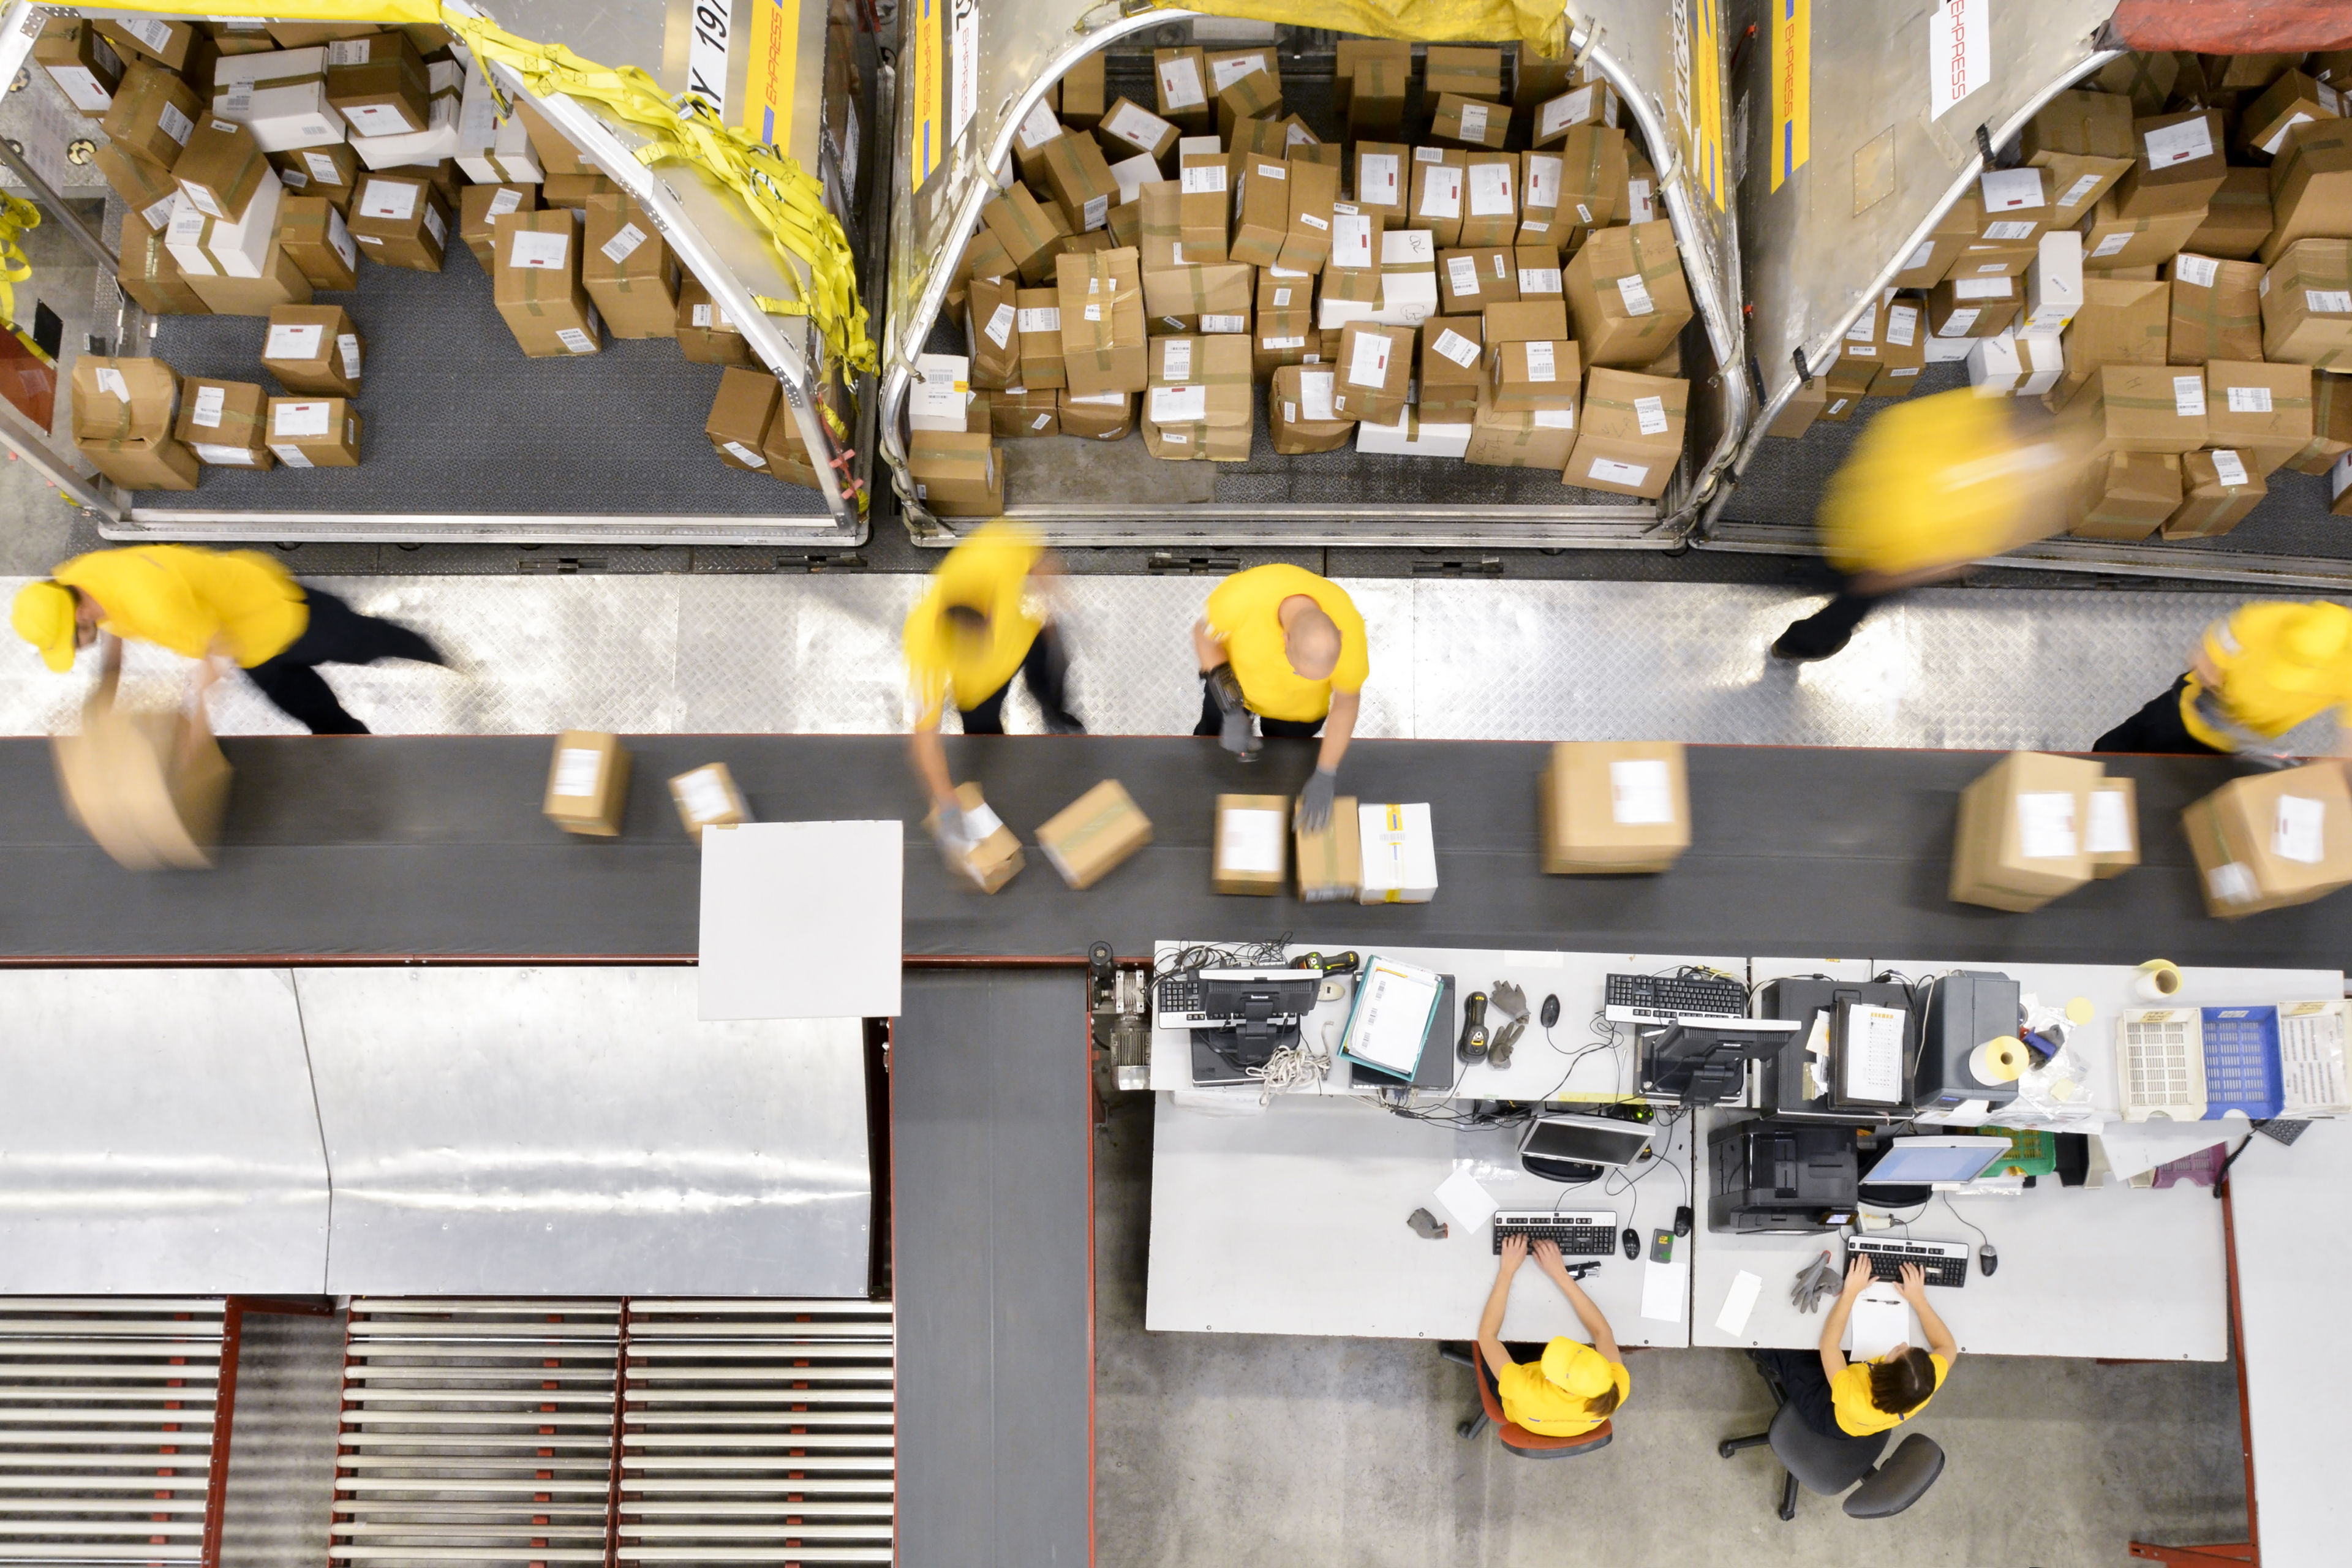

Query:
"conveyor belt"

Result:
[[0, 734, 2344, 968]]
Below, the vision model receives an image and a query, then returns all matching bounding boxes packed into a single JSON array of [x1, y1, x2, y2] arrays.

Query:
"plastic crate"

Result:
[[2200, 1006, 2284, 1120], [1979, 1126, 2056, 1177]]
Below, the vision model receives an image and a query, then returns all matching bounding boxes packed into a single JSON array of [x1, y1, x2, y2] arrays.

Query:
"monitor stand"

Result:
[[1191, 1023, 1301, 1087]]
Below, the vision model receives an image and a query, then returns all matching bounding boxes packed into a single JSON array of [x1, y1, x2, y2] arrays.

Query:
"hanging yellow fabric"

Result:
[[0, 196, 39, 333], [1144, 0, 1567, 54]]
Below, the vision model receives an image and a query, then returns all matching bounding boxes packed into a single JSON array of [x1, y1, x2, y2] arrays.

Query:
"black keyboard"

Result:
[[1846, 1237, 1969, 1290], [1491, 1209, 1618, 1257], [1606, 971, 1746, 1018], [1156, 974, 1202, 1017]]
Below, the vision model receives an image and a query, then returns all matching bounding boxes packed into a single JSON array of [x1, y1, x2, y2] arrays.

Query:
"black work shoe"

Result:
[[1041, 710, 1086, 736], [1769, 628, 1852, 663]]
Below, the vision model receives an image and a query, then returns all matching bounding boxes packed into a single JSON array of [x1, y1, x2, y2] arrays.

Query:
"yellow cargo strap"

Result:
[[0, 196, 38, 331], [1142, 0, 1567, 55]]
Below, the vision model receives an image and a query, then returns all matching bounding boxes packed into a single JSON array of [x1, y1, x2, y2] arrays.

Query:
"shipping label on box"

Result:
[[1539, 741, 1690, 873], [1214, 793, 1289, 895], [544, 730, 631, 837], [1036, 779, 1152, 889]]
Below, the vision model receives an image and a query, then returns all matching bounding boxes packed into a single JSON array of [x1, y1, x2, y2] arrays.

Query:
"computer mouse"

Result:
[[1978, 1243, 1998, 1278], [1674, 1205, 1692, 1238], [1540, 993, 1561, 1029], [1621, 1226, 1640, 1260]]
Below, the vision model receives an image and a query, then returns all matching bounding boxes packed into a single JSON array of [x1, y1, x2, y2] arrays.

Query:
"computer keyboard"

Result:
[[1155, 972, 1203, 1022], [1490, 1209, 1619, 1257], [1604, 971, 1747, 1025], [1846, 1235, 1970, 1289]]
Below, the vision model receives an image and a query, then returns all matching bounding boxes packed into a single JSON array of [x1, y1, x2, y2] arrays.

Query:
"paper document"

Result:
[[1432, 1168, 1498, 1230], [1847, 1287, 1912, 1362], [1342, 957, 1442, 1076], [1842, 1003, 1906, 1103], [1640, 1256, 1687, 1324], [1714, 1270, 1764, 1336]]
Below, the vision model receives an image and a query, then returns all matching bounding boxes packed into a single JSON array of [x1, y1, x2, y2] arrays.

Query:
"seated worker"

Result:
[[10, 545, 445, 735], [1475, 1234, 1629, 1438], [2095, 600, 2352, 760], [1758, 1257, 1956, 1440], [905, 522, 1080, 851], [1192, 563, 1366, 831]]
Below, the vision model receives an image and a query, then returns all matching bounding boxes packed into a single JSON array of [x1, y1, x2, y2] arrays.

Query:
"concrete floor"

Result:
[[1093, 1098, 2248, 1568]]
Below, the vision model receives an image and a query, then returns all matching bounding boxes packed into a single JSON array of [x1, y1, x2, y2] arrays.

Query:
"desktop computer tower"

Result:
[[1706, 1118, 1860, 1235], [1760, 977, 1922, 1115], [1913, 971, 2024, 1113]]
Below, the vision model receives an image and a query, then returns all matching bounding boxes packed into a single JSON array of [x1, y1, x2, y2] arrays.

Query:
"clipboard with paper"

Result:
[[1337, 954, 1444, 1079]]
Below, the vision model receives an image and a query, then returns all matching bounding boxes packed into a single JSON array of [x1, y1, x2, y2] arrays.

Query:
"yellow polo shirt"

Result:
[[51, 545, 306, 667], [2180, 602, 2352, 750], [1493, 1343, 1630, 1438], [1818, 391, 2027, 578], [903, 521, 1042, 726], [1201, 564, 1367, 723], [1831, 1352, 1948, 1436]]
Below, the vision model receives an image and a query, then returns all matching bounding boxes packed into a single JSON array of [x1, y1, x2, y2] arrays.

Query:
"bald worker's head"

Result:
[[1284, 603, 1341, 680]]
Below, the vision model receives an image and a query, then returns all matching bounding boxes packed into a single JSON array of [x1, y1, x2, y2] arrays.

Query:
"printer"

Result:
[[1706, 1118, 1860, 1235], [1912, 971, 2024, 1113], [1760, 976, 1922, 1117]]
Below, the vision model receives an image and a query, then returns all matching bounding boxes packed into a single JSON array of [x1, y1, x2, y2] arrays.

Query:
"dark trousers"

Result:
[[1756, 1348, 1853, 1442], [1776, 579, 1888, 658], [2094, 674, 2226, 756], [243, 588, 445, 736], [1193, 684, 1325, 740], [958, 624, 1076, 735]]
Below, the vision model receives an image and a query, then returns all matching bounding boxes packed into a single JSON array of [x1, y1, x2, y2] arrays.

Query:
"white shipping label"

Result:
[[2308, 289, 2352, 313], [2089, 230, 2132, 259], [1518, 268, 1561, 294], [2174, 252, 2219, 287], [1534, 408, 1575, 429], [2276, 794, 2329, 864], [120, 16, 172, 50], [1525, 341, 1557, 382], [360, 181, 418, 221], [1104, 102, 1168, 149], [1953, 277, 2011, 299], [192, 384, 226, 428], [2210, 861, 2260, 904], [1181, 164, 1226, 194], [1082, 194, 1108, 232], [481, 186, 524, 221], [1459, 103, 1490, 141], [1542, 86, 1593, 138], [2057, 172, 2104, 209], [2016, 791, 2079, 859], [1616, 274, 1655, 315], [2261, 111, 2315, 156], [600, 221, 650, 263], [1983, 219, 2036, 241], [1149, 384, 1206, 422], [1300, 211, 1328, 230], [2173, 374, 2206, 416], [1333, 213, 1374, 268], [1634, 394, 1669, 434], [1491, 252, 1509, 279], [1157, 56, 1206, 111], [158, 102, 195, 145], [2226, 385, 2273, 413], [140, 194, 178, 230], [336, 334, 362, 378], [326, 39, 374, 66], [1609, 758, 1675, 825], [1082, 303, 1101, 322], [1017, 306, 1061, 334], [185, 185, 222, 219], [1415, 145, 1444, 162], [1446, 255, 1480, 295], [2144, 115, 2215, 167], [1626, 177, 1655, 222], [1261, 335, 1306, 349], [273, 401, 331, 438], [1220, 807, 1286, 874], [678, 768, 734, 823], [270, 443, 313, 469], [191, 442, 256, 466], [304, 149, 345, 185], [2211, 448, 2250, 487], [343, 102, 416, 134], [1419, 167, 1462, 220], [1979, 165, 2044, 211], [2086, 789, 2133, 854], [1015, 100, 1059, 151], [1846, 312, 1879, 343], [1902, 241, 1936, 271], [1524, 153, 1560, 206], [424, 204, 446, 245], [265, 323, 324, 361], [557, 326, 596, 355], [1348, 331, 1392, 386], [1300, 369, 1337, 422], [552, 748, 604, 797], [50, 66, 111, 114], [1030, 412, 1052, 429], [1433, 329, 1480, 369], [1201, 313, 1246, 333], [1161, 339, 1193, 381], [984, 303, 1016, 348], [509, 229, 570, 269], [1273, 287, 1294, 307], [1937, 307, 1981, 336], [1360, 153, 1399, 203], [720, 439, 767, 467], [94, 366, 130, 401], [1886, 304, 1920, 347], [1468, 162, 1512, 215], [1212, 53, 1265, 92], [1588, 457, 1649, 486]]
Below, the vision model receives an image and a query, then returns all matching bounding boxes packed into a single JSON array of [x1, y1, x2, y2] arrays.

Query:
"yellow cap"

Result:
[[10, 581, 77, 672], [2272, 602, 2352, 692], [1818, 390, 2025, 577], [1539, 1336, 1615, 1398]]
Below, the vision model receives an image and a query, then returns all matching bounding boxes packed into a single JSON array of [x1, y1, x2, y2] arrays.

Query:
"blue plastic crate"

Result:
[[2201, 1006, 2284, 1120]]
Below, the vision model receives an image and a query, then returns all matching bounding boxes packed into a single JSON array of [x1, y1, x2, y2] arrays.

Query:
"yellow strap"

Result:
[[1146, 0, 1567, 55]]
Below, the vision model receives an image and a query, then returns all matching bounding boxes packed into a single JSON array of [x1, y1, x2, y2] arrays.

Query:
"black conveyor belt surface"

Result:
[[894, 970, 1090, 1568], [0, 734, 2345, 968]]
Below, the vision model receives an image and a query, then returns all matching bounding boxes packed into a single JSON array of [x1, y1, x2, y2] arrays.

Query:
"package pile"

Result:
[[909, 42, 1697, 515], [37, 14, 840, 493], [1771, 50, 2352, 543]]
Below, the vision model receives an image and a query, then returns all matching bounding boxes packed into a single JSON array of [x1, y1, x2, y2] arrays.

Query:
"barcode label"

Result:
[[601, 221, 649, 262], [2227, 385, 2272, 413], [2174, 375, 2206, 417], [2212, 449, 2250, 486], [1616, 274, 1654, 315], [2174, 253, 2219, 288], [1634, 395, 1668, 434]]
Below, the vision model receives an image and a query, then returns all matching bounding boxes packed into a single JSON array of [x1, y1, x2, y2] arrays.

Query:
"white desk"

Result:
[[1148, 1092, 1695, 1344]]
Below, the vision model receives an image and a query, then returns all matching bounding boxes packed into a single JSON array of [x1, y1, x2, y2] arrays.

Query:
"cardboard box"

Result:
[[2033, 149, 2135, 229], [1426, 45, 1504, 101], [275, 194, 358, 290], [1765, 377, 1831, 439], [1564, 220, 1691, 366], [1952, 240, 2039, 281], [2261, 238, 2352, 366], [1927, 273, 2021, 339], [1060, 54, 1107, 129], [2068, 363, 2211, 455], [2182, 763, 2352, 918], [95, 17, 203, 72], [2048, 277, 2171, 406], [51, 692, 230, 871], [266, 21, 380, 48], [1055, 246, 1148, 398], [2188, 167, 2274, 260], [173, 114, 277, 226], [1420, 315, 1485, 418], [1539, 741, 1689, 873], [992, 386, 1061, 439], [2167, 253, 2264, 363], [2021, 88, 2138, 162], [1014, 286, 1066, 390], [1374, 229, 1439, 326], [34, 19, 126, 117], [581, 194, 679, 338], [908, 429, 1004, 516], [1975, 165, 2052, 244], [1270, 364, 1352, 453], [181, 246, 311, 317], [1098, 97, 1178, 165], [1353, 141, 1409, 224], [2239, 69, 2344, 158], [1343, 43, 1410, 143], [262, 304, 363, 395], [541, 172, 621, 211], [211, 45, 347, 151], [2080, 190, 2206, 271], [2164, 448, 2267, 538], [1465, 384, 1577, 469], [325, 29, 429, 137], [1458, 153, 1518, 249], [2113, 110, 2228, 219], [455, 62, 543, 184], [669, 762, 751, 845], [1438, 247, 1517, 314], [1210, 48, 1281, 135], [1534, 81, 1620, 147], [1142, 333, 1250, 461], [1483, 300, 1570, 345], [706, 367, 779, 473], [1009, 100, 1065, 189], [1035, 779, 1152, 889], [173, 377, 272, 469], [2205, 360, 2315, 472], [1041, 130, 1120, 236], [1430, 92, 1509, 150], [2024, 230, 2086, 330], [2286, 371, 2352, 472], [1058, 389, 1134, 441], [967, 275, 1022, 387], [908, 353, 970, 435], [349, 173, 449, 270], [2087, 775, 2140, 878], [543, 731, 630, 837], [1153, 47, 1210, 134], [679, 275, 758, 367], [2067, 449, 2181, 539], [1966, 331, 2064, 397], [924, 782, 1023, 892], [981, 184, 1068, 287], [265, 396, 360, 469], [1893, 197, 1979, 288], [164, 172, 283, 280], [273, 140, 360, 211], [458, 181, 534, 268], [1213, 793, 1288, 895], [96, 140, 184, 237], [1567, 366, 1686, 498], [1948, 751, 2106, 913], [2262, 119, 2352, 262], [1358, 802, 1438, 905], [491, 210, 602, 358], [1276, 158, 1341, 274], [1354, 408, 1474, 458], [1332, 321, 1412, 423], [101, 62, 202, 173], [1489, 337, 1578, 413], [70, 356, 197, 491], [1226, 156, 1289, 268], [1294, 793, 1362, 903], [1410, 146, 1469, 249]]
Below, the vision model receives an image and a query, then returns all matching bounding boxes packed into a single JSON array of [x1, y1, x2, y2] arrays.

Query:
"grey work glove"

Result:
[[1204, 665, 1260, 758], [1297, 767, 1338, 832], [931, 801, 976, 857], [1790, 1251, 1841, 1315]]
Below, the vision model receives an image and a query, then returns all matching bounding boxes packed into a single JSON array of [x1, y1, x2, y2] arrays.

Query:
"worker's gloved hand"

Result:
[[931, 801, 976, 858], [1298, 767, 1338, 832], [1204, 665, 1259, 758]]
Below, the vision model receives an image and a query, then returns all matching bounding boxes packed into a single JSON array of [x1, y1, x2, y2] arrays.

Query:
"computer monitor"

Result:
[[1519, 1113, 1654, 1180], [1643, 1019, 1801, 1107], [1859, 1135, 2011, 1187], [1194, 970, 1321, 1072]]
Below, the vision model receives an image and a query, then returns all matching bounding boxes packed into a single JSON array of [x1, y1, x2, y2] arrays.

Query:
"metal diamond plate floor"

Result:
[[2, 573, 2340, 755]]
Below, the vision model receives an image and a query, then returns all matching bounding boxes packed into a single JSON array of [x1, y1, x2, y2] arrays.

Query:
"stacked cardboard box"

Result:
[[1950, 752, 2139, 912]]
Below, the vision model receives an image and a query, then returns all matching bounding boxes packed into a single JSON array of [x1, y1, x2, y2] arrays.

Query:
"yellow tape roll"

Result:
[[1969, 1036, 2027, 1085]]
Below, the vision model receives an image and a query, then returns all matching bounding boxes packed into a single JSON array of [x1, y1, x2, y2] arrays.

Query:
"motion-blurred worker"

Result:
[[2095, 600, 2352, 758], [1193, 563, 1366, 831], [1771, 389, 2080, 663], [905, 521, 1080, 850], [10, 545, 445, 735]]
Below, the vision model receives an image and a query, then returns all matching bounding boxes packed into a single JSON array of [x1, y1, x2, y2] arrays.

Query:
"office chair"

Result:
[[1438, 1344, 1613, 1460], [1718, 1401, 1946, 1521]]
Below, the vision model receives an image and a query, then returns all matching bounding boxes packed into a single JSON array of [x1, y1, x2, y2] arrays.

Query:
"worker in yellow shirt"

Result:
[[1474, 1234, 1630, 1439], [904, 522, 1080, 848], [1193, 564, 1367, 831], [1755, 1257, 1956, 1441], [10, 545, 445, 734], [2095, 600, 2352, 759]]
